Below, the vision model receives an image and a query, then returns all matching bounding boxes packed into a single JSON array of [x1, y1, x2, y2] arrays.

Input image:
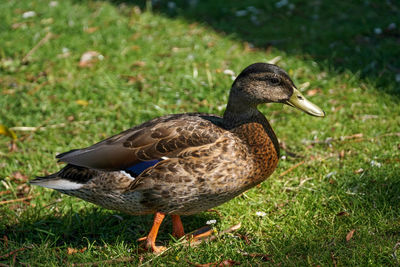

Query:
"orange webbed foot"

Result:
[[137, 212, 166, 254]]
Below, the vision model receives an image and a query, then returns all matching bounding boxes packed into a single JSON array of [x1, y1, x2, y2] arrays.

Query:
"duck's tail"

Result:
[[30, 164, 95, 190]]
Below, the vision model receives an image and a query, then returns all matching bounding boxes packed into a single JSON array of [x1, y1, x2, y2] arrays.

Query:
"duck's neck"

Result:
[[223, 94, 261, 127], [222, 94, 280, 157]]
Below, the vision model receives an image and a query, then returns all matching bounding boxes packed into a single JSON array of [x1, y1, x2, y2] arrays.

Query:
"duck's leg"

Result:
[[171, 215, 185, 238], [137, 212, 166, 253]]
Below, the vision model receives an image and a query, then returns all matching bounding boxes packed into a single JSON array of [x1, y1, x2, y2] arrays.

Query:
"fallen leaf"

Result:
[[9, 142, 18, 152], [16, 184, 31, 197], [346, 229, 355, 241], [207, 41, 215, 48], [249, 253, 272, 262], [84, 27, 98, 33], [336, 211, 349, 217], [339, 150, 345, 159], [331, 252, 337, 267], [122, 74, 145, 86], [67, 248, 78, 255], [2, 235, 8, 249], [67, 247, 87, 255], [354, 168, 364, 174], [131, 61, 146, 68], [306, 88, 321, 96], [41, 18, 54, 25], [12, 22, 27, 29], [244, 42, 256, 52], [11, 172, 29, 183], [0, 190, 12, 196], [299, 82, 310, 90], [75, 99, 89, 106], [217, 260, 240, 266], [188, 259, 241, 267], [341, 133, 363, 140], [236, 233, 251, 245], [79, 51, 103, 67], [0, 125, 17, 140]]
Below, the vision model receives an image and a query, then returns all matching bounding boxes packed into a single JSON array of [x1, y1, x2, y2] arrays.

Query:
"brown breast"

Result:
[[233, 122, 279, 186]]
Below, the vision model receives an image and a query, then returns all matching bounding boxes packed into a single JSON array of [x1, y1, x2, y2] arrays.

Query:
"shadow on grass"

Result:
[[106, 0, 399, 96], [2, 207, 217, 248]]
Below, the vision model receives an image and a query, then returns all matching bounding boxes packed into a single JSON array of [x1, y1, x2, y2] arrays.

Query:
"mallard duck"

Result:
[[31, 63, 324, 253]]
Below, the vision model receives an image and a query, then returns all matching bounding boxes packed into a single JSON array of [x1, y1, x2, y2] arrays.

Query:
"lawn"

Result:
[[1, 0, 400, 265]]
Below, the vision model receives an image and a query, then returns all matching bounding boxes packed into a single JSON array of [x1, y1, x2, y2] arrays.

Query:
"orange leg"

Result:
[[137, 212, 166, 253], [171, 215, 185, 238]]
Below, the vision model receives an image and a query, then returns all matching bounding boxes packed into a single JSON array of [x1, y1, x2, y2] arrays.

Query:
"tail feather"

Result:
[[30, 164, 95, 190], [30, 176, 84, 190]]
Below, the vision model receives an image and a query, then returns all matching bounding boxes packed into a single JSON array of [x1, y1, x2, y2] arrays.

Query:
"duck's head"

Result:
[[230, 63, 325, 117]]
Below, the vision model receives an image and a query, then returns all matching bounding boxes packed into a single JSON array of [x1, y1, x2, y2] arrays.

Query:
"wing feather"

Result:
[[57, 113, 224, 170]]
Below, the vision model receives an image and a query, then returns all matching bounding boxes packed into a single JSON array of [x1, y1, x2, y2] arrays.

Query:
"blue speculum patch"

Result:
[[125, 159, 161, 176]]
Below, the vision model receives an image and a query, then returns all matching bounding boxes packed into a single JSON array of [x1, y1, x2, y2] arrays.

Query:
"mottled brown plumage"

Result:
[[31, 63, 324, 252]]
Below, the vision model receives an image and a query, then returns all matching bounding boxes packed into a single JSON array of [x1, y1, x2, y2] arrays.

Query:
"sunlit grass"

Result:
[[1, 0, 399, 265]]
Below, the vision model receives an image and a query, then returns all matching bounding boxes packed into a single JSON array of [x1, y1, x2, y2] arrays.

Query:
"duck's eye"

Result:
[[270, 77, 280, 85]]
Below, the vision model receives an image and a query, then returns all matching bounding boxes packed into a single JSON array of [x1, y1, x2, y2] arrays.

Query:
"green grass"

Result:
[[1, 0, 400, 265]]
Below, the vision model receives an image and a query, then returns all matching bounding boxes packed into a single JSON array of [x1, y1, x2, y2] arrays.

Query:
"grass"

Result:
[[1, 0, 399, 265]]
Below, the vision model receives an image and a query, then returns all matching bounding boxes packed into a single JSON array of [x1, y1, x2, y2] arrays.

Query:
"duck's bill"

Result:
[[285, 88, 325, 117]]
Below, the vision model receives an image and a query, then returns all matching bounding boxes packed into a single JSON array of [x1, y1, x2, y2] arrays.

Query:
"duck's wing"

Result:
[[57, 113, 224, 170]]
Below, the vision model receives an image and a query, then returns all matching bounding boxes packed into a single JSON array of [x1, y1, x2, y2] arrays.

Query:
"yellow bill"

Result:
[[286, 88, 325, 117]]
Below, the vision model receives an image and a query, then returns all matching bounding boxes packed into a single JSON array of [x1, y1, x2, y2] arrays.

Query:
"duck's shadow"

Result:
[[5, 206, 218, 248]]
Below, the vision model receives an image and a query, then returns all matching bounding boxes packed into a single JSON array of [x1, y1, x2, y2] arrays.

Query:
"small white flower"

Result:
[[395, 74, 400, 83], [281, 155, 287, 160], [62, 47, 69, 53], [167, 2, 176, 9], [223, 69, 235, 76], [22, 11, 36, 19], [388, 23, 396, 30], [256, 211, 266, 217], [206, 219, 216, 225], [49, 1, 58, 7], [276, 0, 289, 8], [217, 105, 225, 111], [325, 171, 337, 178], [235, 10, 248, 17], [370, 160, 381, 167], [374, 28, 382, 35], [247, 6, 260, 14], [250, 15, 260, 25]]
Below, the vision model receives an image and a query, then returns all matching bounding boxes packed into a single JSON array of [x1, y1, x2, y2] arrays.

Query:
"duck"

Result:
[[31, 63, 325, 253]]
